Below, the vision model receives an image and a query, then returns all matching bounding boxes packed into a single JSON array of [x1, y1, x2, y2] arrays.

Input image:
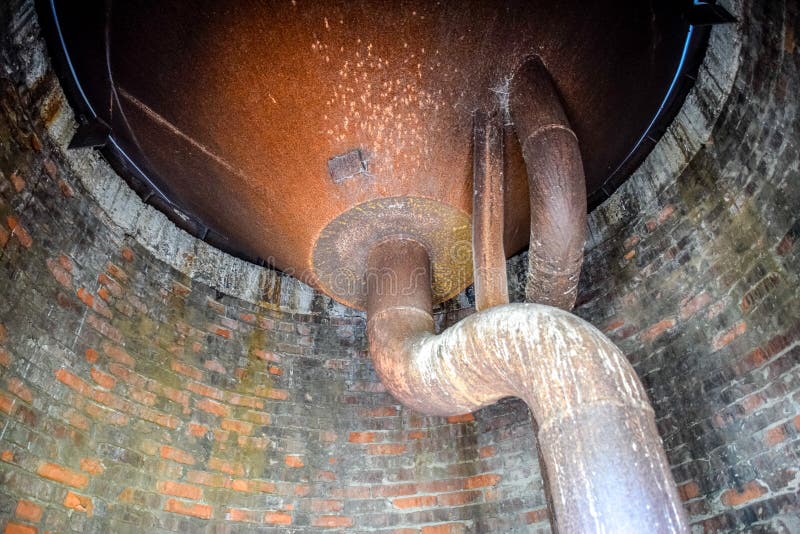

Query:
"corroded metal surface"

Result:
[[472, 111, 509, 311], [313, 197, 471, 310], [44, 0, 694, 303], [366, 238, 689, 533], [511, 58, 587, 310]]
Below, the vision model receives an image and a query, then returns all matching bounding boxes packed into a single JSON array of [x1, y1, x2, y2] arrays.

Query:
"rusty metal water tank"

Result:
[[39, 0, 713, 308]]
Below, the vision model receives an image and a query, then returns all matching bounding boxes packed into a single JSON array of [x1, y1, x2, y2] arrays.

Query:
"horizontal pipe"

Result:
[[366, 238, 688, 533], [510, 57, 587, 310]]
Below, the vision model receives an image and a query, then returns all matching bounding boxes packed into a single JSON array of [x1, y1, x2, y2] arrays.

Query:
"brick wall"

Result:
[[573, 1, 800, 532], [0, 3, 545, 533], [1, 0, 798, 534]]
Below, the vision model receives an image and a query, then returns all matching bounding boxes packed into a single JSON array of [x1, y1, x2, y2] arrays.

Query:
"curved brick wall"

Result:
[[1, 0, 798, 534], [576, 0, 800, 531], [0, 3, 544, 533]]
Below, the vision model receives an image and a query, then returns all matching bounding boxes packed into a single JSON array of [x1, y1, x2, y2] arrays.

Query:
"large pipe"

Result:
[[366, 238, 688, 533], [510, 57, 587, 310]]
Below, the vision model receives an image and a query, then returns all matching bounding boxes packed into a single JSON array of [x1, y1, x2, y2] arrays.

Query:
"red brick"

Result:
[[37, 462, 89, 488], [0, 226, 7, 248], [310, 499, 344, 512], [171, 360, 203, 380], [375, 483, 417, 497], [8, 173, 23, 193], [15, 500, 43, 522], [97, 343, 132, 366], [478, 445, 496, 458], [86, 309, 122, 341], [6, 216, 32, 248], [186, 470, 230, 488], [392, 495, 437, 509], [160, 445, 196, 465], [63, 491, 93, 515], [366, 443, 406, 455], [0, 392, 14, 414], [418, 480, 463, 493], [121, 247, 135, 262], [4, 523, 37, 534], [97, 287, 111, 302], [285, 455, 304, 468], [764, 425, 787, 446], [203, 359, 226, 374], [89, 368, 116, 390], [363, 406, 398, 417], [465, 473, 501, 489], [227, 393, 264, 409], [76, 288, 112, 319], [264, 512, 293, 525], [446, 413, 474, 424], [316, 470, 336, 481], [1, 450, 14, 463], [188, 423, 208, 437], [186, 381, 224, 400], [157, 480, 203, 500], [677, 481, 700, 502], [220, 419, 253, 435], [720, 480, 767, 507], [230, 479, 276, 493], [242, 410, 271, 425], [6, 378, 33, 403], [679, 291, 712, 320], [712, 321, 747, 350], [312, 516, 353, 528], [226, 508, 259, 522], [195, 398, 229, 417], [210, 325, 232, 339], [438, 490, 481, 506], [46, 258, 73, 289], [623, 249, 636, 260], [84, 348, 98, 364], [164, 498, 212, 519], [422, 524, 466, 534], [97, 273, 123, 298], [641, 318, 676, 343], [208, 457, 245, 476], [0, 348, 10, 367], [348, 431, 377, 443], [79, 458, 104, 475], [524, 508, 549, 524]]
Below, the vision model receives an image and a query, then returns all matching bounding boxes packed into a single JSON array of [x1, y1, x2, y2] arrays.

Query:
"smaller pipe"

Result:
[[472, 110, 509, 311], [510, 57, 587, 310]]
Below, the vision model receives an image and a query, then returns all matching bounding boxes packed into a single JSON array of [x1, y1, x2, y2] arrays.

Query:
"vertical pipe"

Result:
[[510, 57, 587, 310], [472, 110, 509, 311]]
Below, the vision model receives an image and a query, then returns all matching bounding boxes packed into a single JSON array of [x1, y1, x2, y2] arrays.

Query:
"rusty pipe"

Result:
[[510, 57, 587, 310], [472, 110, 509, 311], [366, 238, 688, 533]]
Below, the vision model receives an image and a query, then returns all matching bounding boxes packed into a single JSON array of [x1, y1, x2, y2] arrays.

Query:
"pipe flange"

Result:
[[312, 197, 472, 311]]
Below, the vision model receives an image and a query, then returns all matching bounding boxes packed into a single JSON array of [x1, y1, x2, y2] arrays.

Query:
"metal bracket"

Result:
[[686, 2, 737, 26], [68, 117, 111, 149]]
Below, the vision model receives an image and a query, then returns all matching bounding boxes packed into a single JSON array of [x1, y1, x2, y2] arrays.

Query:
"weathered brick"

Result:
[[14, 500, 43, 522], [164, 498, 212, 519], [157, 480, 203, 500], [36, 462, 89, 488], [63, 491, 93, 515], [312, 515, 353, 528]]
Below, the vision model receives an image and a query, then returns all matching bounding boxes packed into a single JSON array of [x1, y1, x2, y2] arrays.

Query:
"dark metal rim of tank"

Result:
[[35, 0, 734, 271]]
